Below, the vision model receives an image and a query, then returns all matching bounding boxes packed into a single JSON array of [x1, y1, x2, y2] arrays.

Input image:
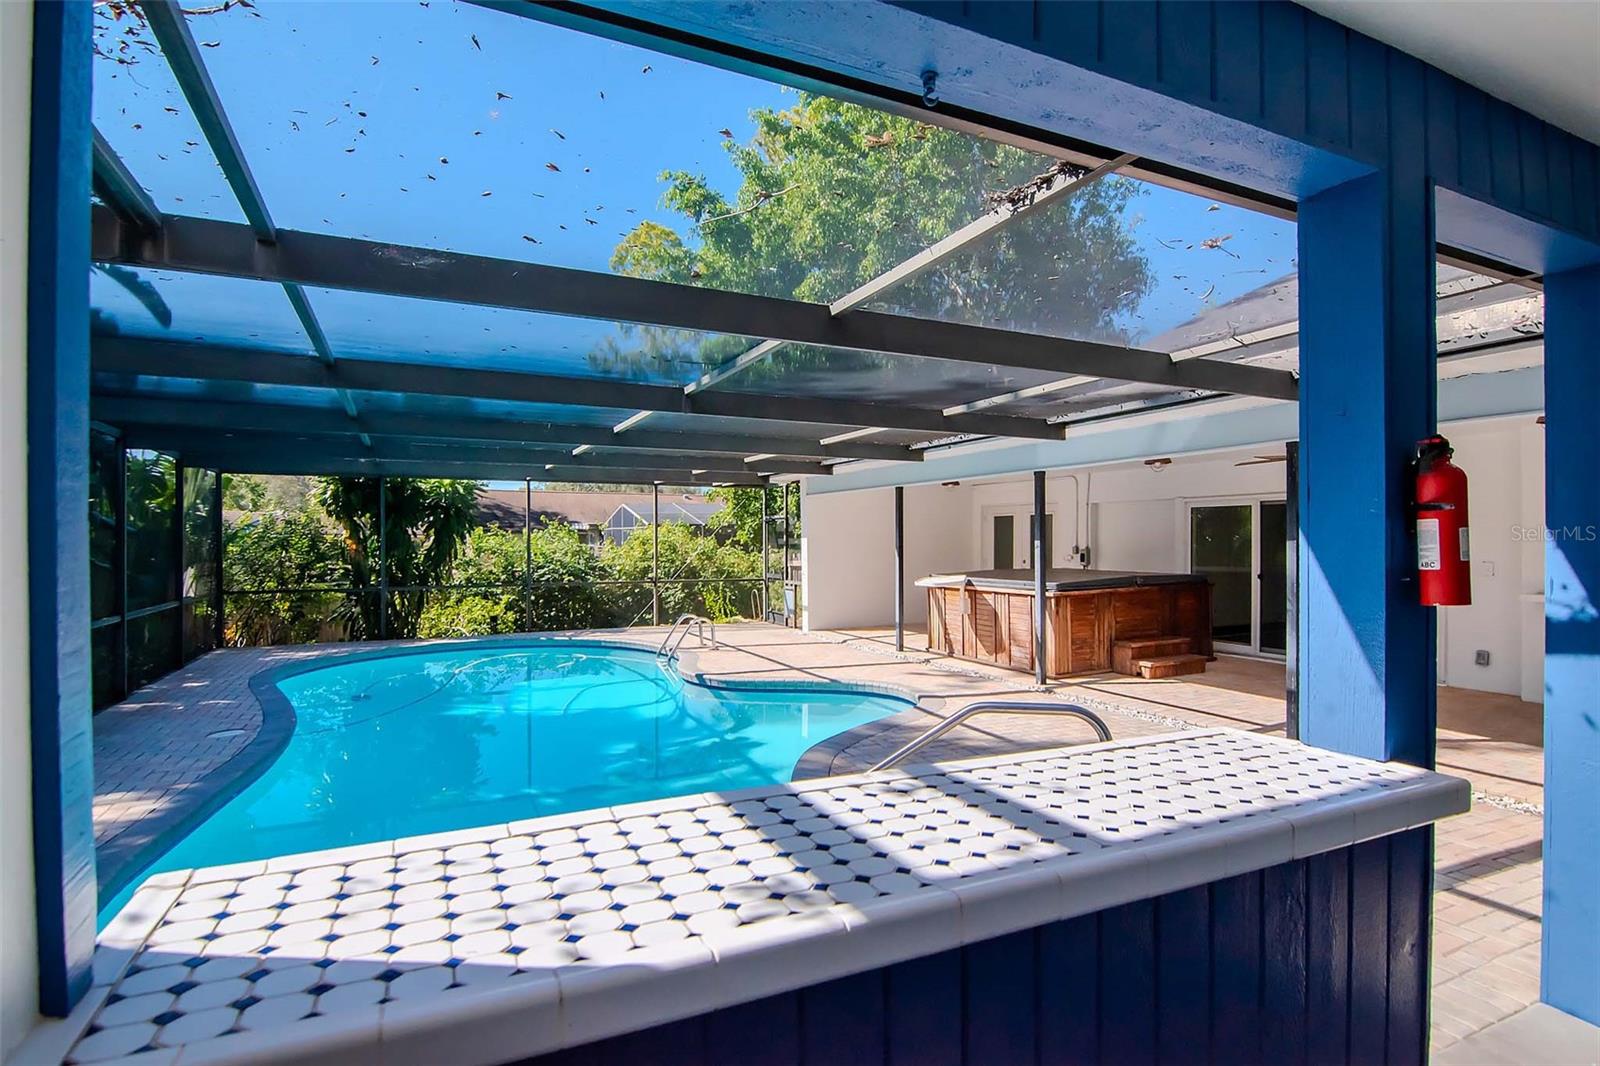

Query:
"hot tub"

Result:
[[918, 569, 1214, 678]]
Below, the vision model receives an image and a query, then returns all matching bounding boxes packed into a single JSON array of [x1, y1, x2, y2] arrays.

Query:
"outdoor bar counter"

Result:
[[77, 729, 1466, 1066], [919, 569, 1214, 677]]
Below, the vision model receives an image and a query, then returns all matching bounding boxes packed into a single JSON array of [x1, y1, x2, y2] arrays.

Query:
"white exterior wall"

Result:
[[1, 0, 38, 1055], [1433, 418, 1546, 699], [801, 481, 973, 630], [802, 416, 1545, 702]]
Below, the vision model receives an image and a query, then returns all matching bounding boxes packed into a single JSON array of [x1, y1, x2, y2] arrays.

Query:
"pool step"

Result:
[[1135, 654, 1209, 680], [1112, 636, 1195, 675]]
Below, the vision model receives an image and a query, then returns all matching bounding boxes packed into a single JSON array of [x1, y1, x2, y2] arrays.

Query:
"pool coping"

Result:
[[96, 634, 924, 907], [68, 729, 1473, 1066]]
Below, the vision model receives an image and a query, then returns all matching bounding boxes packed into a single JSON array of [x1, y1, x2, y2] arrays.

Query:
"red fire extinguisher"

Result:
[[1415, 435, 1471, 606]]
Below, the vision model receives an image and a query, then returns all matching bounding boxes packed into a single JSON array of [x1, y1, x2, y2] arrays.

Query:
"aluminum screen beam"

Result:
[[92, 208, 1300, 402], [139, 1, 274, 239], [92, 336, 1066, 440], [90, 129, 160, 234], [89, 396, 922, 461], [139, 3, 367, 439], [114, 425, 828, 476], [150, 447, 768, 486]]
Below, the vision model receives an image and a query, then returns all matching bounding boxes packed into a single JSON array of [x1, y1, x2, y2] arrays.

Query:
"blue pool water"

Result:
[[101, 642, 907, 924]]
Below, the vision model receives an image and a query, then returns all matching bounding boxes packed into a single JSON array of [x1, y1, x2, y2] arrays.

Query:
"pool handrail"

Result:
[[658, 613, 717, 658], [866, 700, 1112, 772]]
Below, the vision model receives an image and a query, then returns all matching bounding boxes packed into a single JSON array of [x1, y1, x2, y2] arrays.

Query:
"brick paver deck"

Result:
[[93, 622, 1545, 1056]]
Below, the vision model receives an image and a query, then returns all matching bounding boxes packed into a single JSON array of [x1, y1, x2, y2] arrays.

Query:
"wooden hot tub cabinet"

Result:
[[919, 569, 1213, 678]]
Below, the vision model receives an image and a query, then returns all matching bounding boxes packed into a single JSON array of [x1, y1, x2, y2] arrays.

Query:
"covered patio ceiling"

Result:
[[87, 0, 1543, 486]]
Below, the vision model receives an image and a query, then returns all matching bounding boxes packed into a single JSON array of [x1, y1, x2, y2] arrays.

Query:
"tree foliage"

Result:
[[605, 93, 1153, 385], [223, 511, 347, 645], [706, 486, 792, 550], [607, 521, 762, 623], [310, 477, 480, 639]]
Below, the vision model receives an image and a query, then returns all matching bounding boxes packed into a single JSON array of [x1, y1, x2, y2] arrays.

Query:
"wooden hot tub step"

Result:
[[1135, 653, 1208, 679], [1112, 636, 1195, 674]]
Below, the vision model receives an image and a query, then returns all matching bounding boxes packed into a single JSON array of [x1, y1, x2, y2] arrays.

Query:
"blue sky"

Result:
[[92, 1, 1297, 368]]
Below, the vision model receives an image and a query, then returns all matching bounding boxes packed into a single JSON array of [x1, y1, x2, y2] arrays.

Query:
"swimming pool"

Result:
[[100, 641, 909, 923]]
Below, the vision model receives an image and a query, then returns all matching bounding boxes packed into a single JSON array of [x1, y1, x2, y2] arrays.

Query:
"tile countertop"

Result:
[[66, 729, 1469, 1066]]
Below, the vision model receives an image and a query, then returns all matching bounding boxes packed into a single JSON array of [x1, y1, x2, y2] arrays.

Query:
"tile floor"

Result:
[[91, 622, 1547, 1057]]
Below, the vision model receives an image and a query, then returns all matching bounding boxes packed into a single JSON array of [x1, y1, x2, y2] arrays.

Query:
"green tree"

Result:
[[222, 473, 269, 512], [606, 93, 1153, 384], [527, 522, 620, 631], [416, 526, 526, 639], [706, 486, 791, 550], [414, 523, 619, 637], [310, 477, 480, 639], [222, 511, 348, 645], [605, 522, 761, 623]]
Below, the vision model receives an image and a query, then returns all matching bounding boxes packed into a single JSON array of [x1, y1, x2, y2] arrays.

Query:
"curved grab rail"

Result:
[[867, 700, 1112, 773], [656, 614, 697, 656], [657, 613, 716, 658]]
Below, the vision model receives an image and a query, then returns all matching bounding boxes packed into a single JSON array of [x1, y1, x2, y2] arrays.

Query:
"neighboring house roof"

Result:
[[1143, 271, 1299, 356], [475, 488, 725, 531], [606, 500, 723, 528]]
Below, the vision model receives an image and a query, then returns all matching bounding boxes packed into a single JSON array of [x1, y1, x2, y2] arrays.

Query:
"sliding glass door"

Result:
[[1187, 499, 1288, 656]]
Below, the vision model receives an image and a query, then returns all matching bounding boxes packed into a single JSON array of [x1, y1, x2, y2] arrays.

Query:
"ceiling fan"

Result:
[[1234, 454, 1287, 467]]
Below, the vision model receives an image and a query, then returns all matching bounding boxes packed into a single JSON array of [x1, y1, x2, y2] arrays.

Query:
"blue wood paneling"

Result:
[[885, 950, 960, 1066], [1573, 143, 1600, 238], [802, 968, 885, 1065], [1425, 67, 1460, 193], [874, 0, 1600, 247], [1346, 32, 1389, 165], [1541, 265, 1600, 1028], [704, 992, 799, 1066], [1031, 0, 1098, 68], [1156, 0, 1210, 102], [516, 830, 1433, 1066], [1304, 16, 1349, 149], [1349, 839, 1393, 1065], [26, 0, 97, 1018], [1306, 847, 1352, 1064], [1100, 1, 1159, 87], [1037, 914, 1098, 1066], [1453, 85, 1494, 197], [1210, 872, 1262, 1062], [1209, 2, 1260, 120], [1545, 129, 1575, 230], [965, 929, 1038, 1064], [1518, 114, 1551, 220], [1259, 1, 1308, 141], [1098, 899, 1156, 1065], [1487, 97, 1524, 205], [1155, 886, 1210, 1063], [1386, 828, 1432, 1065], [1263, 861, 1310, 1066]]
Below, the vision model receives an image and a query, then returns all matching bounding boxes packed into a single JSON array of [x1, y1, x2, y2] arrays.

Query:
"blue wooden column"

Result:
[[1540, 264, 1600, 1026], [1296, 167, 1437, 768], [27, 0, 97, 1015]]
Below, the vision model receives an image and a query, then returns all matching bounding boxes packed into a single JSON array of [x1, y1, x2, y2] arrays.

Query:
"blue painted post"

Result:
[[1540, 264, 1600, 1026], [27, 0, 96, 1015], [1296, 169, 1437, 768]]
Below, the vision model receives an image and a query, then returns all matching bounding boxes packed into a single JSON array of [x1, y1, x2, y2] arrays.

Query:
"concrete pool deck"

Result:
[[90, 622, 1548, 1058]]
